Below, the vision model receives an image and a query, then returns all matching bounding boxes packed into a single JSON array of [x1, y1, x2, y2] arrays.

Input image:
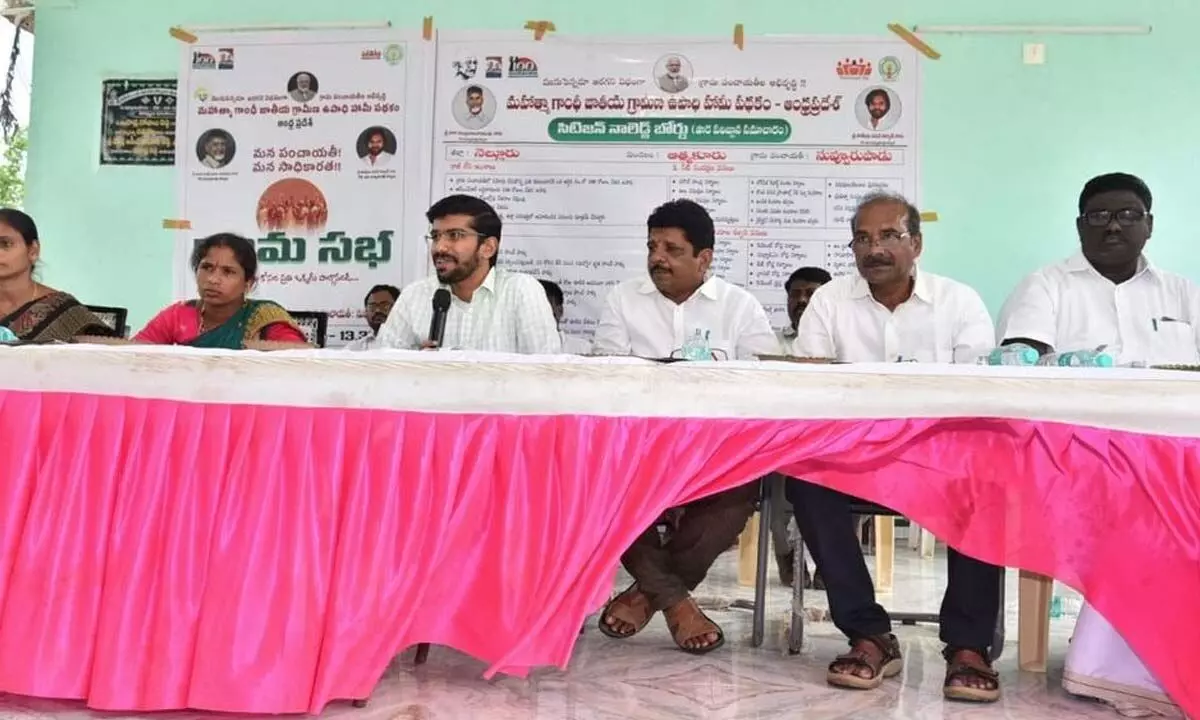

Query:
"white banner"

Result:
[[432, 33, 920, 339], [175, 30, 433, 346]]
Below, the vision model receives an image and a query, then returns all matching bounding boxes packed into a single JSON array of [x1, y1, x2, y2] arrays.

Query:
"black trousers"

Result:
[[786, 478, 1002, 653]]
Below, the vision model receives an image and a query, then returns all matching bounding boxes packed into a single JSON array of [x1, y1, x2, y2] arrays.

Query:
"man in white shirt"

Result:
[[792, 192, 1004, 703], [346, 284, 399, 351], [1000, 173, 1189, 717], [777, 266, 833, 353], [594, 199, 776, 655], [455, 85, 494, 131], [376, 195, 561, 353], [361, 129, 394, 168], [656, 56, 689, 94], [538, 279, 591, 354]]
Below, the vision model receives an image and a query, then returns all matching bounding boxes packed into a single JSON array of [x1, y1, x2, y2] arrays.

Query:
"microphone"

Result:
[[428, 288, 451, 347]]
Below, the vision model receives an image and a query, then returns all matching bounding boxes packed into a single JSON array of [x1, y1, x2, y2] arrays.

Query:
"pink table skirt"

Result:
[[1, 390, 1198, 716]]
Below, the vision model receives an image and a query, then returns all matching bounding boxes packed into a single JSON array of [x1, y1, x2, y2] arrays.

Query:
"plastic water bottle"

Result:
[[976, 343, 1039, 366], [1049, 588, 1082, 620], [681, 329, 712, 361], [1038, 350, 1114, 368]]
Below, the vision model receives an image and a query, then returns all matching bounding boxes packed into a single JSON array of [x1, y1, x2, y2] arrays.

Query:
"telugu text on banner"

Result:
[[175, 30, 432, 346], [432, 33, 920, 339]]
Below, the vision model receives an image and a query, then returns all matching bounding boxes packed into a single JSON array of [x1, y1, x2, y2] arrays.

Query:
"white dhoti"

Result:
[[1063, 604, 1182, 718]]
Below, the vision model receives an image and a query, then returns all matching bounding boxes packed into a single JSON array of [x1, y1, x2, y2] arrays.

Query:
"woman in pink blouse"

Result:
[[136, 233, 309, 348]]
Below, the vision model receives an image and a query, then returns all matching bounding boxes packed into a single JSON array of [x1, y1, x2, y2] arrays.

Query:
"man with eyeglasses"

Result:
[[376, 194, 561, 353], [790, 191, 1004, 703], [998, 172, 1192, 717], [593, 199, 776, 655]]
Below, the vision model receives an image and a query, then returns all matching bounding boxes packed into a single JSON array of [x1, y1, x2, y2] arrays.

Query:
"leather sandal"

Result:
[[597, 583, 654, 639], [942, 647, 1001, 703], [665, 598, 725, 655], [826, 634, 903, 690]]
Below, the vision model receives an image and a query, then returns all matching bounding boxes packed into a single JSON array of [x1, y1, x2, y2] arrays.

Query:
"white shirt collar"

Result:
[[636, 274, 721, 302], [848, 269, 933, 304], [1063, 252, 1155, 282]]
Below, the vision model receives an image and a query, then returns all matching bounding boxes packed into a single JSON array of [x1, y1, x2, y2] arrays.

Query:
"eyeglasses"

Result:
[[849, 230, 911, 249], [425, 229, 485, 243], [1080, 209, 1146, 227]]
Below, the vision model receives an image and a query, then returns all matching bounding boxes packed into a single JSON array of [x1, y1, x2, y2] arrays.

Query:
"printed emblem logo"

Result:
[[508, 56, 538, 78], [452, 57, 478, 80], [878, 56, 901, 81], [835, 57, 873, 79]]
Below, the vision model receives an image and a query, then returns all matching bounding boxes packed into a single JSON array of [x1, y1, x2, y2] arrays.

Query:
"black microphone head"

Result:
[[432, 288, 452, 312]]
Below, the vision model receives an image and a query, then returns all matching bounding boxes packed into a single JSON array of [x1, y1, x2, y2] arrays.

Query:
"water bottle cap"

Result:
[[1095, 353, 1114, 367], [1019, 348, 1038, 364]]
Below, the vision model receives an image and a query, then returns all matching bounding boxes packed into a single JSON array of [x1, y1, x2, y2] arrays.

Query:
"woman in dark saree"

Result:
[[135, 233, 309, 349], [0, 209, 115, 342]]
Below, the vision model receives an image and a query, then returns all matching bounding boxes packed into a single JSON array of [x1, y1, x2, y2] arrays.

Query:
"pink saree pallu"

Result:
[[0, 346, 1198, 715]]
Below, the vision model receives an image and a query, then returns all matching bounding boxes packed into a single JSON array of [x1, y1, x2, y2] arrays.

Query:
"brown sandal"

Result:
[[665, 598, 725, 655], [598, 583, 654, 639], [826, 634, 903, 690], [942, 648, 1001, 703]]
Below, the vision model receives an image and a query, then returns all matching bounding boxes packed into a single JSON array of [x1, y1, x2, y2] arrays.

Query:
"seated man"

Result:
[[793, 191, 1004, 702], [1000, 172, 1190, 717], [538, 278, 592, 354], [347, 284, 399, 350], [377, 194, 561, 353], [592, 199, 777, 653]]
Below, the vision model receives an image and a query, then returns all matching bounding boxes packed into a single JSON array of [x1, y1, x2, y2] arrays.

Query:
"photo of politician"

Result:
[[452, 84, 496, 130], [287, 71, 320, 103], [855, 86, 902, 132], [195, 129, 236, 169], [357, 126, 398, 168]]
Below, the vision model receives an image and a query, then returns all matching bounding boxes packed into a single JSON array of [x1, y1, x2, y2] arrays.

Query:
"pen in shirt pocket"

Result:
[[1151, 316, 1183, 331]]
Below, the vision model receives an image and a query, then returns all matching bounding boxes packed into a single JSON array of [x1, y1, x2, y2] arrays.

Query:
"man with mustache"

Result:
[[999, 172, 1193, 717], [792, 192, 1003, 702], [376, 194, 560, 353], [657, 55, 689, 94], [346, 284, 399, 350], [592, 199, 777, 654], [200, 133, 231, 169], [863, 88, 891, 131]]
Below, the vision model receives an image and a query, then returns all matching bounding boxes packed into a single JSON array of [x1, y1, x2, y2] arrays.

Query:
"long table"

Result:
[[1, 346, 1197, 715]]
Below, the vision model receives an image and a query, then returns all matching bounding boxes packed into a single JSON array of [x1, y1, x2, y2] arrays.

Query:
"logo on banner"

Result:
[[218, 48, 235, 69], [383, 44, 404, 65], [835, 57, 873, 79], [191, 51, 217, 70], [193, 87, 210, 102], [878, 56, 901, 81], [508, 56, 538, 78], [452, 57, 478, 80], [485, 56, 503, 78]]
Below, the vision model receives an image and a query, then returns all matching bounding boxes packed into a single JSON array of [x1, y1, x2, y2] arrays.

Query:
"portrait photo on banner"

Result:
[[195, 128, 236, 170]]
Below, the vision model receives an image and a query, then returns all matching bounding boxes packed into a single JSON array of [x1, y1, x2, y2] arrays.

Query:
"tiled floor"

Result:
[[0, 544, 1121, 720]]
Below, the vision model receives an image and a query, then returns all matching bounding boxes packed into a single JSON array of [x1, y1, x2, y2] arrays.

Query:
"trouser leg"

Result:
[[666, 482, 758, 602], [939, 546, 1003, 653], [787, 479, 891, 639]]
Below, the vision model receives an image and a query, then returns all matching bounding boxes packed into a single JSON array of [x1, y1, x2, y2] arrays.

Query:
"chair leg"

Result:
[[788, 538, 805, 654], [414, 643, 431, 665], [1018, 571, 1052, 671], [751, 479, 772, 648], [873, 516, 895, 592]]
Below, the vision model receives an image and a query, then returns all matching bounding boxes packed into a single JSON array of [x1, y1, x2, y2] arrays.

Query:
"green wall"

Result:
[[25, 0, 1186, 329]]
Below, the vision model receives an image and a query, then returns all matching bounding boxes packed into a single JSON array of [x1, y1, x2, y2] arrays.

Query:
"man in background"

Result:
[[779, 266, 833, 352], [593, 199, 776, 655], [347, 284, 399, 350], [377, 194, 560, 353], [538, 279, 591, 354]]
